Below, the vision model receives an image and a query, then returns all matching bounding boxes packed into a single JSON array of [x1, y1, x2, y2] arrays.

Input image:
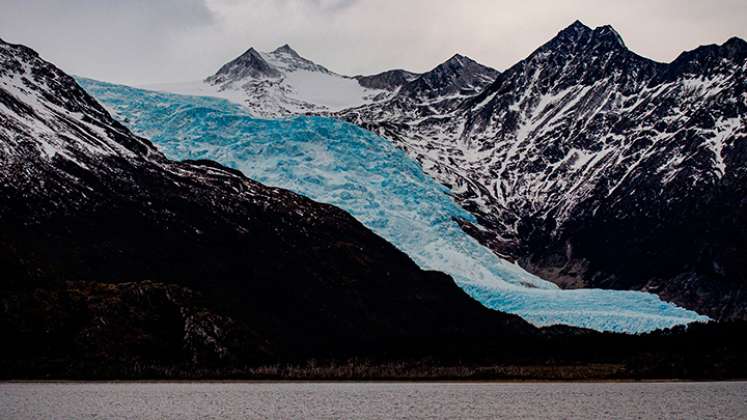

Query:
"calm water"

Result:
[[1, 382, 745, 419]]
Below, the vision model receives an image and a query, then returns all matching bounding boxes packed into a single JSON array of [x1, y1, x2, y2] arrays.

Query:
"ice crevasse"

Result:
[[79, 78, 709, 333]]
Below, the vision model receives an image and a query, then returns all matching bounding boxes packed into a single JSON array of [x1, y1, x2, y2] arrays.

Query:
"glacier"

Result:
[[78, 78, 709, 333]]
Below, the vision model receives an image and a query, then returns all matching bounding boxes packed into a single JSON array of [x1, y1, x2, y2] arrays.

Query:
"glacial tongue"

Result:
[[80, 77, 710, 333]]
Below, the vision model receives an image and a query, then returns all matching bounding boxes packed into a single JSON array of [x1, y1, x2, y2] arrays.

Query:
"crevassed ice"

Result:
[[79, 78, 710, 333]]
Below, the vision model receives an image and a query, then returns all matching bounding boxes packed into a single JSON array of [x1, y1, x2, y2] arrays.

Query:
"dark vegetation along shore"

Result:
[[0, 40, 745, 381], [2, 280, 745, 380]]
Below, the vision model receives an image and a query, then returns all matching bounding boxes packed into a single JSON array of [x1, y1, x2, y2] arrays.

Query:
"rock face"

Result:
[[398, 54, 499, 100], [354, 69, 419, 90], [206, 47, 283, 82], [339, 22, 747, 320], [0, 38, 535, 370]]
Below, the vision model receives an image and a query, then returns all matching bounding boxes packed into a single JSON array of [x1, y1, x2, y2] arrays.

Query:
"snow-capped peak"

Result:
[[205, 47, 281, 84], [556, 20, 592, 41], [147, 44, 398, 118], [272, 43, 300, 56], [445, 53, 467, 66], [594, 25, 627, 48], [568, 19, 590, 31], [260, 44, 331, 74], [397, 53, 499, 100], [546, 21, 629, 54]]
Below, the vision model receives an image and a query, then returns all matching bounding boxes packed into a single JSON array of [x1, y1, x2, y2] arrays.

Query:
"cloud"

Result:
[[0, 0, 217, 83], [2, 0, 746, 85]]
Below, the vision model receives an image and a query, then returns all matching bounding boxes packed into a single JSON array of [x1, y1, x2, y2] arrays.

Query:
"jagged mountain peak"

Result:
[[723, 36, 747, 50], [263, 44, 331, 74], [557, 20, 592, 38], [721, 36, 747, 59], [205, 46, 281, 84], [594, 25, 626, 48], [436, 53, 485, 71], [272, 43, 300, 56], [445, 53, 468, 65], [242, 46, 261, 56], [666, 35, 747, 78], [161, 41, 382, 118], [396, 53, 499, 99], [545, 21, 628, 54], [568, 19, 590, 30]]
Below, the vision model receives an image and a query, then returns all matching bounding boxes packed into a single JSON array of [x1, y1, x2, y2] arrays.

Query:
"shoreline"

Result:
[[4, 378, 747, 384]]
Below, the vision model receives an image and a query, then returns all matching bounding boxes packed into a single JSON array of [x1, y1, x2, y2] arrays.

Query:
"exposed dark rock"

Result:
[[355, 69, 419, 90]]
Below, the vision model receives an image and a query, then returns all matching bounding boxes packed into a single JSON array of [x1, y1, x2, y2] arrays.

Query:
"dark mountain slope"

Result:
[[0, 38, 534, 371]]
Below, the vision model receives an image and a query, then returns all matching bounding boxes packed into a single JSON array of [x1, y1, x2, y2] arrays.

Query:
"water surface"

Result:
[[1, 381, 745, 419]]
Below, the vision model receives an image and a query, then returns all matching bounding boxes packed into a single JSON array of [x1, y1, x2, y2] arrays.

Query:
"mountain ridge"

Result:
[[336, 22, 747, 320], [146, 43, 499, 118]]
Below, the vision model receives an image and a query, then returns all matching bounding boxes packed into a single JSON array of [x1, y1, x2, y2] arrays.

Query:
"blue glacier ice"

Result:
[[78, 78, 710, 333]]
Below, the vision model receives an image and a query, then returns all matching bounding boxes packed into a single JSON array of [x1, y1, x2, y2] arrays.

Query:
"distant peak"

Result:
[[594, 25, 626, 48], [548, 21, 628, 52], [568, 20, 591, 31], [443, 53, 474, 67], [447, 53, 464, 63], [273, 44, 299, 56], [207, 45, 281, 83], [238, 47, 263, 59], [559, 20, 592, 36], [551, 20, 593, 46], [723, 36, 747, 52]]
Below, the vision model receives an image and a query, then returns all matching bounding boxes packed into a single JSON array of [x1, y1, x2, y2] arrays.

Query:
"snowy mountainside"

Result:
[[146, 44, 395, 118], [0, 38, 155, 167], [338, 21, 747, 320], [342, 53, 499, 130], [81, 77, 709, 332]]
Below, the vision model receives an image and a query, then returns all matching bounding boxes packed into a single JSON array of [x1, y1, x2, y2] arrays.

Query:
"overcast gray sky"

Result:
[[2, 0, 746, 85]]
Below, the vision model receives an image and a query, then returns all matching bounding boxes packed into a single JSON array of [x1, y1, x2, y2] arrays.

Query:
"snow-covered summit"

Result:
[[206, 47, 282, 83], [148, 44, 396, 118], [258, 44, 331, 74], [146, 44, 499, 119]]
